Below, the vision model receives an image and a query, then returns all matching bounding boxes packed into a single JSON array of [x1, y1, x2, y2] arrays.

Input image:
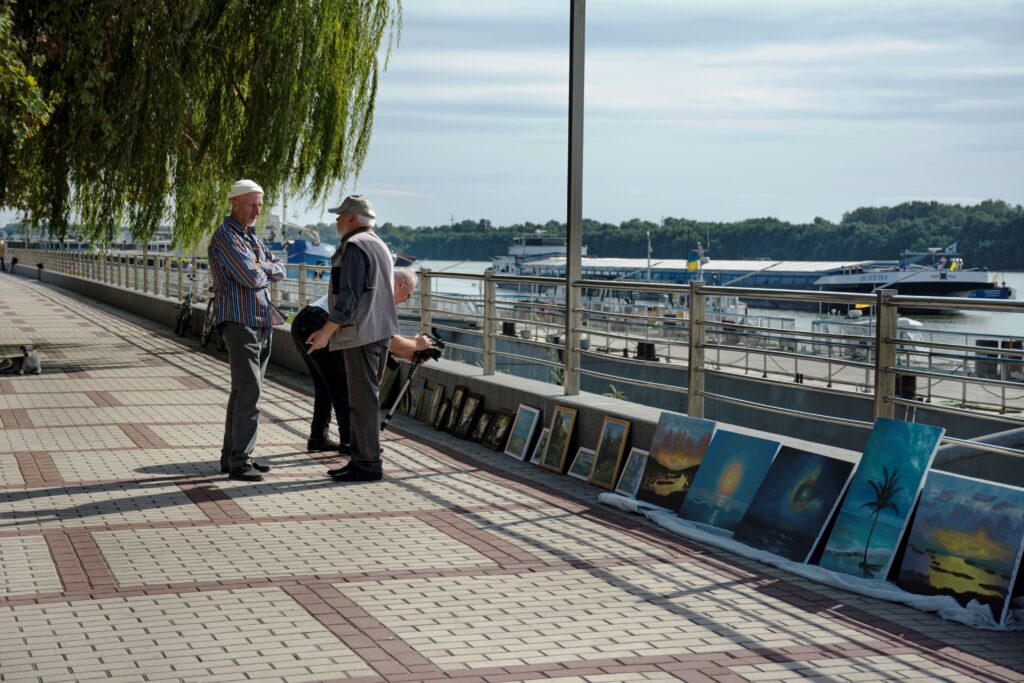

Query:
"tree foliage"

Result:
[[1, 0, 401, 249], [373, 201, 1024, 270]]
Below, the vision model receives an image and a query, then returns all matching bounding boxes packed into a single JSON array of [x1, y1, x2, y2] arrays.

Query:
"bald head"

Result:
[[394, 268, 418, 304]]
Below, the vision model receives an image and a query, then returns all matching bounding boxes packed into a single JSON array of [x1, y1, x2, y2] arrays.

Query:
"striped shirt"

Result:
[[207, 216, 287, 328]]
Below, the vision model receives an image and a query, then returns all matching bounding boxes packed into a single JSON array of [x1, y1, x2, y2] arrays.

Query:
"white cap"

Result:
[[228, 179, 264, 199]]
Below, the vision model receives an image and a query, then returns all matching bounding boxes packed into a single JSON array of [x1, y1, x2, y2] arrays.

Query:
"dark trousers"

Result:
[[220, 322, 272, 470], [344, 339, 389, 473], [290, 306, 350, 446]]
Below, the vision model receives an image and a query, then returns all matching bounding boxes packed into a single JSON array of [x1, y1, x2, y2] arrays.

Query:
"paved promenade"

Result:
[[2, 272, 1024, 683]]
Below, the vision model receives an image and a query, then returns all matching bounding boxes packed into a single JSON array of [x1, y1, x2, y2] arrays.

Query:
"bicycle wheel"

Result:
[[200, 298, 217, 347], [174, 305, 191, 337]]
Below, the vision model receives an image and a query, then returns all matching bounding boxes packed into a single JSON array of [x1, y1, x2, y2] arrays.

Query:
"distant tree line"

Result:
[[367, 200, 1023, 270], [6, 200, 1021, 270]]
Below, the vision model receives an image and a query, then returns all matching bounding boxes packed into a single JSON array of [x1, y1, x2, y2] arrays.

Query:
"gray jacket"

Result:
[[328, 230, 398, 351]]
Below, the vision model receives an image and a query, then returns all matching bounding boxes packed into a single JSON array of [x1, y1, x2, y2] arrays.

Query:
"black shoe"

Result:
[[228, 467, 262, 482], [307, 438, 340, 452], [331, 466, 382, 483], [249, 458, 271, 473], [326, 461, 352, 477], [220, 458, 229, 474]]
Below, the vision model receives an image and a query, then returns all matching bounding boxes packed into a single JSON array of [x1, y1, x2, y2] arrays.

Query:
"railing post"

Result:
[[177, 258, 183, 301], [298, 267, 307, 308], [164, 256, 171, 297], [141, 246, 148, 293], [873, 288, 898, 420], [117, 255, 122, 287], [483, 272, 496, 375], [687, 280, 707, 418], [420, 269, 433, 332]]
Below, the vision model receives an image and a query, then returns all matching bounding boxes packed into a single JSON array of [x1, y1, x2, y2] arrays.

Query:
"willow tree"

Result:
[[1, 0, 401, 249]]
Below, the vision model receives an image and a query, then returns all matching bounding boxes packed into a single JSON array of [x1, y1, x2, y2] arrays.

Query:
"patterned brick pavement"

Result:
[[2, 273, 1024, 682]]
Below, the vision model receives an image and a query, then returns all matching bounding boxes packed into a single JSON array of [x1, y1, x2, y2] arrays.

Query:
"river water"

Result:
[[415, 261, 1023, 339]]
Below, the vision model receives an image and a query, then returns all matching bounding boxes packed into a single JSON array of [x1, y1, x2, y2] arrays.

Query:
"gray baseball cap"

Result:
[[328, 195, 376, 219]]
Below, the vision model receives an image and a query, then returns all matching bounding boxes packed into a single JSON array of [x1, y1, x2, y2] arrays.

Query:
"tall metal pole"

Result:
[[564, 0, 585, 396]]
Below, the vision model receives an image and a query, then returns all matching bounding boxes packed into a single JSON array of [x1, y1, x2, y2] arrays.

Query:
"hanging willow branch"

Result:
[[1, 0, 402, 249]]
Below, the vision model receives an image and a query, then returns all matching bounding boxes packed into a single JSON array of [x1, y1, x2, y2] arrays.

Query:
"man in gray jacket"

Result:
[[304, 195, 398, 482]]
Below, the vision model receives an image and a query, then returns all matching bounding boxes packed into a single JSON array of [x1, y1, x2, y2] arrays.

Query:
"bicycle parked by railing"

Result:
[[174, 273, 225, 351], [200, 291, 225, 351], [174, 273, 198, 337]]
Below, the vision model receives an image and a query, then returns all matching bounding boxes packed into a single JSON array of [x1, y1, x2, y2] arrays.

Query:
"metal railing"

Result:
[[12, 247, 1024, 460]]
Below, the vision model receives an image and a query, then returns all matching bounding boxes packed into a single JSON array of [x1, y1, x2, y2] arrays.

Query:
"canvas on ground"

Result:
[[588, 416, 631, 489], [733, 446, 855, 563], [635, 412, 717, 511], [678, 430, 780, 531], [530, 427, 550, 465], [540, 406, 578, 473], [896, 471, 1024, 625], [615, 448, 649, 498], [819, 418, 944, 579], [504, 405, 541, 461], [568, 447, 596, 480]]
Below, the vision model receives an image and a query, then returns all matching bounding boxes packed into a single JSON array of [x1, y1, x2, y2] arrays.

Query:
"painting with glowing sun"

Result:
[[635, 412, 717, 512], [678, 430, 781, 531], [896, 471, 1024, 625], [732, 446, 855, 563]]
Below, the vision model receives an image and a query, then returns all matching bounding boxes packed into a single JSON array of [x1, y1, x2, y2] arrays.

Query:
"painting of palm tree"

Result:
[[858, 467, 905, 577], [819, 418, 944, 578]]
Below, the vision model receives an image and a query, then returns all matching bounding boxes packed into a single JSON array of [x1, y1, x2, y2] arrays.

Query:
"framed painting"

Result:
[[504, 405, 542, 461], [407, 378, 427, 417], [415, 387, 434, 421], [469, 409, 494, 443], [733, 446, 855, 563], [819, 418, 944, 579], [614, 448, 648, 498], [453, 392, 483, 438], [530, 428, 550, 465], [426, 384, 445, 425], [540, 405, 578, 473], [897, 471, 1024, 626], [635, 412, 717, 511], [678, 430, 781, 531], [483, 410, 515, 452], [587, 416, 631, 489], [434, 398, 451, 430], [443, 385, 467, 432], [567, 447, 596, 481]]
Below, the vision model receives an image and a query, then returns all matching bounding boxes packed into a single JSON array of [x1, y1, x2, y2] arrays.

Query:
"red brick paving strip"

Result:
[[12, 450, 61, 485], [42, 530, 96, 593], [177, 481, 255, 523], [84, 390, 123, 407], [0, 408, 32, 428], [282, 583, 443, 679], [119, 423, 172, 448]]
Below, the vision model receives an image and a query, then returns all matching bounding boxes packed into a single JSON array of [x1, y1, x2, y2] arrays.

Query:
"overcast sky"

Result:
[[5, 1, 1023, 229]]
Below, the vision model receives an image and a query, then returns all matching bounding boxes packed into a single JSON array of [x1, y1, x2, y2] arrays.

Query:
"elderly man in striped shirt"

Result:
[[208, 179, 287, 481]]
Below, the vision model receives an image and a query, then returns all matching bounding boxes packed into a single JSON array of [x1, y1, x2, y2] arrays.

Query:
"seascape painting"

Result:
[[896, 471, 1024, 625], [614, 448, 648, 498], [504, 405, 541, 461], [733, 446, 855, 562], [819, 418, 944, 578], [568, 448, 596, 480], [635, 412, 717, 511], [678, 430, 780, 531], [407, 378, 427, 417], [588, 417, 631, 489], [483, 410, 515, 451]]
